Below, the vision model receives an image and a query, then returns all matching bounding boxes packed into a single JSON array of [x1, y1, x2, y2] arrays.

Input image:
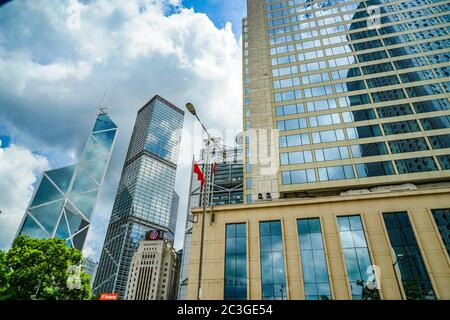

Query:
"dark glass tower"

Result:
[[93, 96, 184, 299], [17, 111, 118, 250]]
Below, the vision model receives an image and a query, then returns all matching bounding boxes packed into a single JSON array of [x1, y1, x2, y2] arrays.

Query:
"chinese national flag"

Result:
[[212, 163, 217, 175], [193, 163, 205, 186]]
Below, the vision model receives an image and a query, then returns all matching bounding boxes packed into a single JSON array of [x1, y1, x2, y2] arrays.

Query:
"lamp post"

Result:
[[186, 102, 212, 301], [393, 253, 405, 300]]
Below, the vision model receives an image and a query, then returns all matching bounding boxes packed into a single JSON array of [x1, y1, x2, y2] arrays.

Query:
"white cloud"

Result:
[[0, 145, 50, 251], [0, 0, 243, 259]]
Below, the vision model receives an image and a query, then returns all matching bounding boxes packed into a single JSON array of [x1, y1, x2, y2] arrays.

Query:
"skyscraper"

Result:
[[243, 0, 450, 201], [185, 1, 450, 300], [93, 95, 184, 299], [17, 110, 117, 250]]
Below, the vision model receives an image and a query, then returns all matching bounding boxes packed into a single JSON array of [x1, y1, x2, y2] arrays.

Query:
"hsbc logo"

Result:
[[146, 230, 162, 241]]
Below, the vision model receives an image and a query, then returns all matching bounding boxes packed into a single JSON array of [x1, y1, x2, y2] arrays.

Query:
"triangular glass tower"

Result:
[[17, 111, 118, 251]]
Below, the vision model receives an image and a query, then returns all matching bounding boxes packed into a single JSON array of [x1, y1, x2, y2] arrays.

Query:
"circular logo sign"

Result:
[[149, 230, 159, 240]]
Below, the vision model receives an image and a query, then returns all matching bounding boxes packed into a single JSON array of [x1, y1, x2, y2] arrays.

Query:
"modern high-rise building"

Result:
[[93, 95, 184, 299], [243, 0, 450, 201], [124, 238, 179, 300], [186, 0, 450, 300], [178, 141, 244, 300], [17, 110, 117, 250]]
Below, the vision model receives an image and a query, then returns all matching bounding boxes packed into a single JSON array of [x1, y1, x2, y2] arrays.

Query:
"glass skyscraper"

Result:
[[93, 95, 184, 299], [17, 111, 117, 250], [244, 0, 450, 201]]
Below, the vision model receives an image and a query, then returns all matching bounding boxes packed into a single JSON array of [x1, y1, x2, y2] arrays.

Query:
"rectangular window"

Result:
[[429, 134, 450, 149], [389, 138, 429, 154], [395, 157, 438, 174], [297, 219, 332, 300], [377, 104, 413, 118], [382, 120, 420, 135], [420, 116, 450, 131], [225, 224, 247, 300], [260, 221, 287, 300], [431, 209, 450, 258], [383, 212, 436, 300], [318, 165, 355, 182], [351, 142, 388, 158], [337, 216, 380, 300], [356, 161, 395, 178]]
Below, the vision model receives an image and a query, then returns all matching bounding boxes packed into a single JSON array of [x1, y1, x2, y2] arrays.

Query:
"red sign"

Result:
[[146, 230, 162, 241], [100, 293, 119, 301]]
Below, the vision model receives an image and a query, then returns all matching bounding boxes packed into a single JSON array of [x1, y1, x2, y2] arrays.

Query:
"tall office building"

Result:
[[94, 96, 184, 299], [82, 258, 99, 288], [17, 110, 117, 250], [243, 0, 450, 201], [178, 141, 244, 299], [186, 1, 450, 300]]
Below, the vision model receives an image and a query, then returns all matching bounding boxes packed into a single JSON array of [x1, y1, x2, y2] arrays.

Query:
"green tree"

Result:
[[0, 250, 8, 298], [0, 236, 91, 300]]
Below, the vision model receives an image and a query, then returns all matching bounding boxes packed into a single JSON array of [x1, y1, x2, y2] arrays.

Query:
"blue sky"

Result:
[[0, 0, 244, 260], [183, 0, 246, 37]]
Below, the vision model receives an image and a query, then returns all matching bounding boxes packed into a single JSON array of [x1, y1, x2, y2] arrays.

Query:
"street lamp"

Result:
[[393, 253, 405, 300], [186, 102, 212, 301]]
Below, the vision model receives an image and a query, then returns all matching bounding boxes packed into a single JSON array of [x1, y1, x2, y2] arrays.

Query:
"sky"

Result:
[[0, 0, 246, 261]]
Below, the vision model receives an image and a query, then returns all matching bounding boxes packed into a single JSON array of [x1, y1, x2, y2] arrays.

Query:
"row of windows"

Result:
[[281, 155, 450, 185], [275, 98, 450, 119], [226, 208, 449, 299]]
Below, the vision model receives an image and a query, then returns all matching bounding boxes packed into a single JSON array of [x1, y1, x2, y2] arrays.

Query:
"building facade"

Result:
[[125, 239, 179, 300], [187, 183, 450, 300], [17, 110, 117, 250], [186, 0, 450, 300], [178, 142, 244, 299], [83, 258, 99, 288], [93, 96, 184, 299], [243, 0, 450, 201]]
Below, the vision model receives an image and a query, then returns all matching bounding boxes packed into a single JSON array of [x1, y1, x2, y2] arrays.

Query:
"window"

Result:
[[315, 147, 350, 162], [351, 142, 388, 158], [280, 151, 313, 165], [356, 161, 395, 178], [224, 224, 247, 300], [437, 155, 450, 170], [282, 169, 316, 185], [420, 116, 450, 131], [318, 165, 355, 182], [383, 212, 436, 300], [431, 209, 450, 258], [260, 221, 287, 300], [389, 138, 429, 154], [382, 121, 421, 135], [395, 157, 438, 174], [297, 219, 332, 300], [337, 216, 379, 300], [428, 134, 450, 149]]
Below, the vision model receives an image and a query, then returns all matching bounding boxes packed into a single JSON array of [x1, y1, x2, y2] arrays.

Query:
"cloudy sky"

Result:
[[0, 0, 245, 261]]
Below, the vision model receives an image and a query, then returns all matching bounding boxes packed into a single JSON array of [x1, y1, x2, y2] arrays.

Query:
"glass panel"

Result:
[[383, 212, 436, 300], [69, 190, 98, 220], [93, 114, 118, 132], [297, 218, 332, 300], [224, 223, 247, 300], [337, 215, 379, 300], [29, 200, 64, 234], [431, 209, 450, 257], [92, 129, 116, 149], [19, 214, 49, 238], [31, 176, 64, 207], [46, 165, 76, 194], [260, 221, 286, 300]]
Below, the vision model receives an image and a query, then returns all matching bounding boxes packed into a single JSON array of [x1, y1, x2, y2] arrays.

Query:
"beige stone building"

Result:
[[125, 240, 179, 300], [186, 0, 450, 300], [187, 183, 450, 300]]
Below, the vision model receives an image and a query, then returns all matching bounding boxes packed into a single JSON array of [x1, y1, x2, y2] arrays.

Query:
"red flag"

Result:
[[212, 163, 217, 175], [193, 163, 205, 186]]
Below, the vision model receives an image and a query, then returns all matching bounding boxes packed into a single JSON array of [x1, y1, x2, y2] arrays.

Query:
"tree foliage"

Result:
[[0, 236, 91, 300]]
